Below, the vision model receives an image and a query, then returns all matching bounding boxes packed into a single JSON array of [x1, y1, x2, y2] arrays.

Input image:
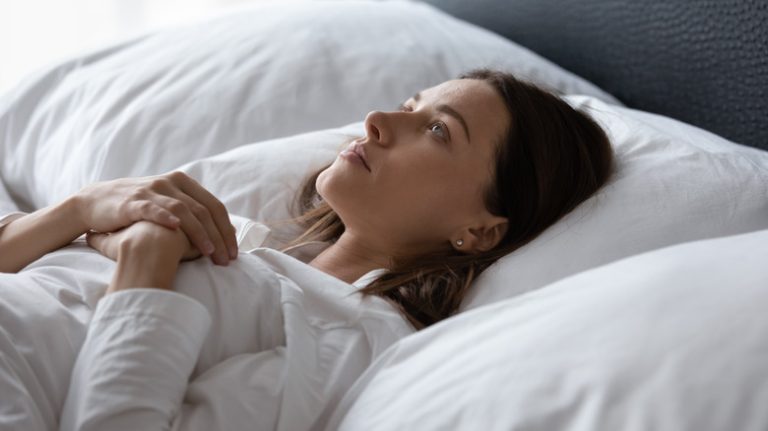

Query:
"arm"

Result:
[[59, 289, 211, 431], [0, 196, 86, 273], [61, 221, 207, 430], [104, 222, 188, 293], [59, 286, 284, 431], [0, 172, 238, 273]]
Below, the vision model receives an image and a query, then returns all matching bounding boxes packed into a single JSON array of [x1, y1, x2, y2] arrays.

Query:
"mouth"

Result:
[[347, 141, 371, 172]]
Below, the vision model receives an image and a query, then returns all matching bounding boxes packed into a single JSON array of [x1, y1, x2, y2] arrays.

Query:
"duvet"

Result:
[[0, 220, 412, 431]]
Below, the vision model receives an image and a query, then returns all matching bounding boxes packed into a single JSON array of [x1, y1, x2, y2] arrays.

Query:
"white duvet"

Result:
[[0, 221, 412, 431]]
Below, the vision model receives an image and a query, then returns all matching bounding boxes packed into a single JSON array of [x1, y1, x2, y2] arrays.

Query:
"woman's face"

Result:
[[316, 78, 510, 256]]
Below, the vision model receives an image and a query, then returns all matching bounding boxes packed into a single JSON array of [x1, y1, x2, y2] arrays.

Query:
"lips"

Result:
[[347, 141, 371, 172]]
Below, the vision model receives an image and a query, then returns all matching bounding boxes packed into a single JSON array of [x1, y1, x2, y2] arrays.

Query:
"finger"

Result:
[[181, 245, 204, 262], [152, 195, 221, 263], [169, 172, 238, 259], [150, 173, 233, 264], [128, 199, 181, 230], [172, 193, 231, 266]]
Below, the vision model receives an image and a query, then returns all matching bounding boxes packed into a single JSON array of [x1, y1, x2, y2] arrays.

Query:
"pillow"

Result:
[[0, 0, 619, 212], [460, 95, 768, 309], [322, 228, 768, 431]]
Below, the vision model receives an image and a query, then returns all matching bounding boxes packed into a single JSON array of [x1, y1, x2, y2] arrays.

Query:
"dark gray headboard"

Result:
[[422, 0, 768, 151]]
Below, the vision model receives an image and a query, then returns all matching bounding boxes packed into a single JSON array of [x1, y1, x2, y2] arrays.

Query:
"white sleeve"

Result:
[[229, 213, 271, 251], [59, 289, 212, 431]]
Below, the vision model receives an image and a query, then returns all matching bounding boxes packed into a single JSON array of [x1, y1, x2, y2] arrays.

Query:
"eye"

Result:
[[429, 122, 448, 140], [398, 103, 450, 142]]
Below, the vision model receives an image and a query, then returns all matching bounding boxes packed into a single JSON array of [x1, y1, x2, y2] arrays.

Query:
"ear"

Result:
[[454, 215, 508, 254]]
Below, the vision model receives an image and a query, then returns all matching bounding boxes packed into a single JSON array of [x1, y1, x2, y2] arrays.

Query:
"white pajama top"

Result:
[[0, 212, 412, 431]]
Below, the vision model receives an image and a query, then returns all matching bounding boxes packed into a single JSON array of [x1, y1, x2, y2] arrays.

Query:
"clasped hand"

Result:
[[76, 171, 237, 266]]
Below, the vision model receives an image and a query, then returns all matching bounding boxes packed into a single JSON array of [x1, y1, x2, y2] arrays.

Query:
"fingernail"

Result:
[[229, 248, 238, 259], [203, 241, 215, 255]]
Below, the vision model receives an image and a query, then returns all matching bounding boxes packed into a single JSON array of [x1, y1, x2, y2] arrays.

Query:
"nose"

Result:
[[364, 110, 390, 146]]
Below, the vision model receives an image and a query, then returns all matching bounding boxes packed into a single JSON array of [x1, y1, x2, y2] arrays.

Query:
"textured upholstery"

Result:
[[423, 0, 767, 151]]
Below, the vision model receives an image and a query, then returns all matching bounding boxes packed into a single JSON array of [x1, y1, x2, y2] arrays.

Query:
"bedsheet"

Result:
[[0, 229, 411, 430]]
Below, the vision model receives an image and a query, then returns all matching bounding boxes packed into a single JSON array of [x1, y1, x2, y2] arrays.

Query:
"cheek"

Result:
[[375, 164, 459, 218], [379, 158, 490, 223], [316, 151, 485, 235]]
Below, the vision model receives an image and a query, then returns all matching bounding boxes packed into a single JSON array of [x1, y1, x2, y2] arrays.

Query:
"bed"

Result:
[[0, 0, 766, 430]]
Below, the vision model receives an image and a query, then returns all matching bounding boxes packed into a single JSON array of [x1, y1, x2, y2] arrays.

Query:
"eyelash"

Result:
[[397, 104, 449, 142]]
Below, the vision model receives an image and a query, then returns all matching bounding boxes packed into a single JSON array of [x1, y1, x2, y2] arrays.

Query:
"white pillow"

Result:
[[461, 95, 768, 309], [322, 228, 768, 431], [0, 0, 618, 212]]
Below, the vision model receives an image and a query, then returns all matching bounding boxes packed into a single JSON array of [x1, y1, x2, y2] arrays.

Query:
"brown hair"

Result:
[[282, 69, 613, 330]]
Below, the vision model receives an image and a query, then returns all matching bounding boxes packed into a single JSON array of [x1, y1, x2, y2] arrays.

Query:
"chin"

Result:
[[314, 175, 326, 198], [317, 166, 356, 200], [314, 175, 343, 214]]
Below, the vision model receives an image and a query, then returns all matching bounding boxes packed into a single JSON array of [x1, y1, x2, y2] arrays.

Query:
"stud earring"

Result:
[[456, 239, 464, 247]]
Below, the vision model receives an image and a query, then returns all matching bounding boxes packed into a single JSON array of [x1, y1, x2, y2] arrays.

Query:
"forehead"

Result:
[[418, 79, 509, 146]]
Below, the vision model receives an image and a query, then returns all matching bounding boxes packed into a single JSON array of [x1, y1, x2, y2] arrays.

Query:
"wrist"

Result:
[[61, 194, 89, 235], [108, 244, 181, 293]]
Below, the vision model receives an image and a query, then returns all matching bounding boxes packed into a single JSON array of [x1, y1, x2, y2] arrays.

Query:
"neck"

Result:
[[309, 231, 391, 285]]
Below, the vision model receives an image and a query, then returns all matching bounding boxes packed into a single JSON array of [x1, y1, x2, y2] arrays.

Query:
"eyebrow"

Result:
[[413, 92, 471, 144]]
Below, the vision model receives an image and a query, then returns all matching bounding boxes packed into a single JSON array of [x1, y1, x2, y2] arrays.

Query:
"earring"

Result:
[[456, 239, 464, 247]]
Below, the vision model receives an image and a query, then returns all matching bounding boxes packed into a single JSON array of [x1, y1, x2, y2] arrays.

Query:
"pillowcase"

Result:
[[460, 95, 768, 309], [322, 228, 768, 431], [0, 0, 618, 212]]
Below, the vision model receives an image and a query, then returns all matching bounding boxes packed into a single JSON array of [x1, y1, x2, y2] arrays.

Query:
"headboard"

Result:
[[422, 0, 768, 152]]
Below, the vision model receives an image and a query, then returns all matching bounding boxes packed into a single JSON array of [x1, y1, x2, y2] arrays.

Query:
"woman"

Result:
[[0, 69, 612, 430]]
